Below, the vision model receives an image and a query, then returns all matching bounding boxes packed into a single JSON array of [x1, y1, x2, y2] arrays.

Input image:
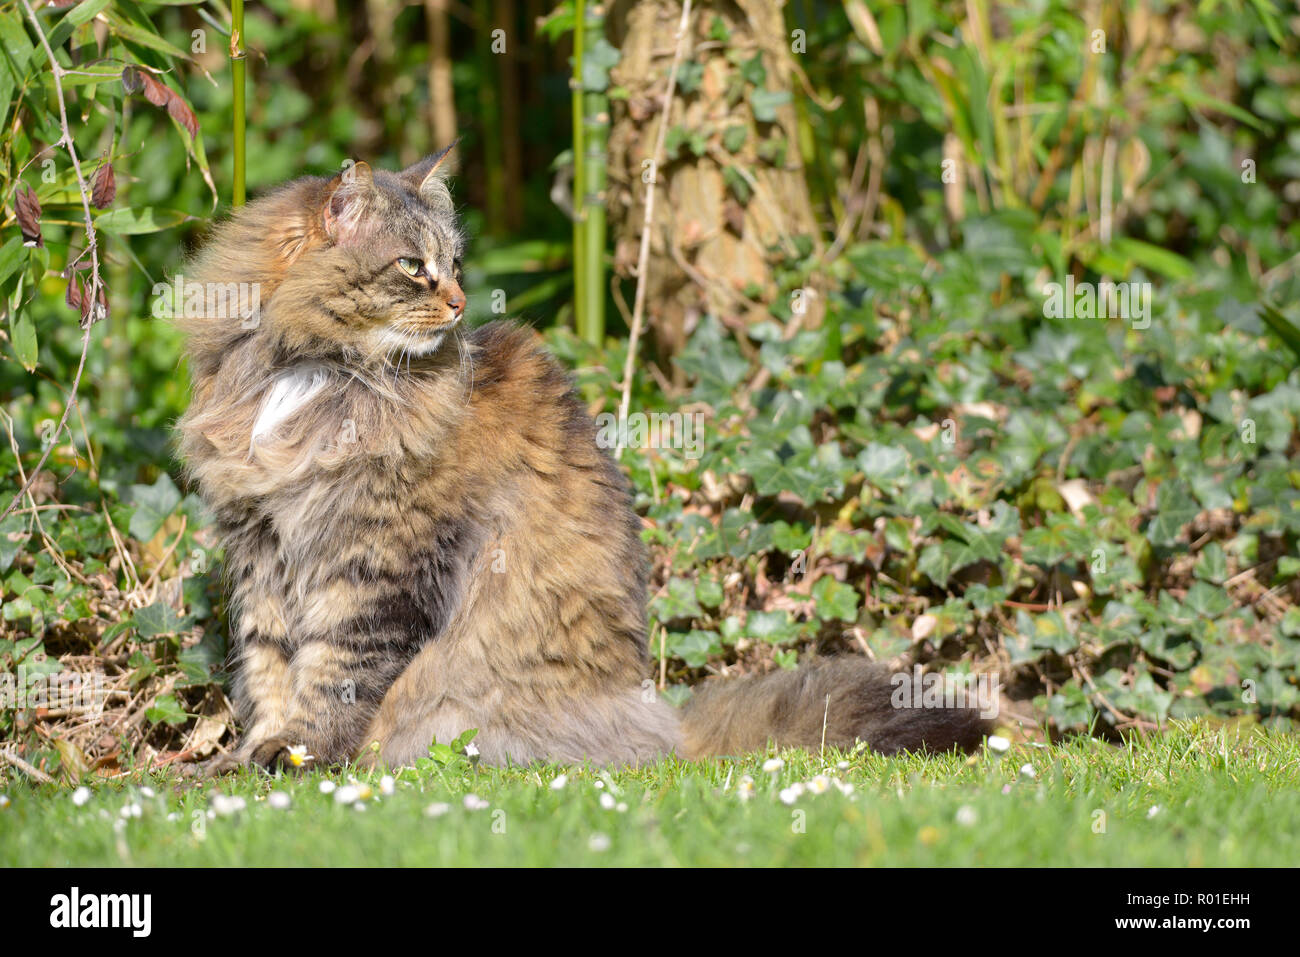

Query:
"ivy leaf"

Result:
[[812, 577, 859, 622], [1028, 611, 1078, 654], [650, 578, 704, 622], [0, 514, 32, 570], [750, 88, 791, 122], [666, 630, 721, 667], [917, 540, 978, 587], [746, 610, 800, 645], [1021, 518, 1089, 568], [580, 36, 621, 92], [145, 692, 187, 727], [131, 601, 188, 640], [858, 442, 909, 490], [695, 576, 724, 608], [1194, 543, 1228, 584], [1146, 480, 1200, 547], [127, 474, 182, 541], [1183, 582, 1232, 619]]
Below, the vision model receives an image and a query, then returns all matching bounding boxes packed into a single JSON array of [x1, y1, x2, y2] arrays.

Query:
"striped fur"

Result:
[[177, 152, 989, 772]]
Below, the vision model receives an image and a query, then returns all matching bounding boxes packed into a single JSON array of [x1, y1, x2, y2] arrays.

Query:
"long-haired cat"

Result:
[[177, 146, 989, 771]]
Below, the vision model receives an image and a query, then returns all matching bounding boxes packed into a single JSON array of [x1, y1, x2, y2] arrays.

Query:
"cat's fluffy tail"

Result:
[[679, 657, 992, 758]]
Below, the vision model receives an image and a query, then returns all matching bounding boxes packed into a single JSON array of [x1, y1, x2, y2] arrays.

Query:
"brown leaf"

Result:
[[131, 68, 169, 108], [165, 93, 199, 137], [14, 182, 42, 247], [122, 68, 199, 137], [91, 161, 116, 209], [65, 274, 85, 317]]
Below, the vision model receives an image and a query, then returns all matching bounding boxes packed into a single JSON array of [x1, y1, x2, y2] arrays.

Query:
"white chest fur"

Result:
[[250, 364, 330, 448]]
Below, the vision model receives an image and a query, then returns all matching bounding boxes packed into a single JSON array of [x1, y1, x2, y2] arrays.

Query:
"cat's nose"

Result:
[[446, 285, 466, 318]]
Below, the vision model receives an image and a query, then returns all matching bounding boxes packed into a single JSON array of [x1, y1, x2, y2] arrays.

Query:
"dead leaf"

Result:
[[15, 182, 42, 247], [122, 68, 199, 137], [1058, 479, 1096, 519], [91, 161, 116, 209]]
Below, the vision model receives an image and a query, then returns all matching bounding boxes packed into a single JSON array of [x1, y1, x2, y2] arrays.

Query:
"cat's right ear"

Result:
[[401, 140, 458, 210], [322, 161, 377, 245]]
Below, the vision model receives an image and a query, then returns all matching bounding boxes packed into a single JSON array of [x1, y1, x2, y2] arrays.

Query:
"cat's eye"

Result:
[[396, 257, 423, 278]]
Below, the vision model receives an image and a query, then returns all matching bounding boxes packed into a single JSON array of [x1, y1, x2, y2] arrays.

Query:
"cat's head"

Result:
[[188, 144, 470, 369]]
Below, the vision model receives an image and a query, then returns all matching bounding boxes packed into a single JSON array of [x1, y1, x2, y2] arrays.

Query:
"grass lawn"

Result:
[[2, 722, 1296, 867]]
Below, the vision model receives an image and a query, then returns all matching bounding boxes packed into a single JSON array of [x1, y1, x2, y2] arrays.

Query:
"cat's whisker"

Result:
[[455, 327, 474, 404]]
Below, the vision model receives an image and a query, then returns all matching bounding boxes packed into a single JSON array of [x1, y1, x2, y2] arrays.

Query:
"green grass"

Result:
[[2, 723, 1297, 866]]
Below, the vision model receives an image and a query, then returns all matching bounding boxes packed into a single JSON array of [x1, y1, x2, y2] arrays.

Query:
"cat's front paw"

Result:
[[196, 750, 242, 778], [242, 735, 320, 774]]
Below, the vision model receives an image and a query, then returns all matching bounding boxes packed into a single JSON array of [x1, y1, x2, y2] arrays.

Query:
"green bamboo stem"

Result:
[[578, 1, 606, 345], [231, 0, 246, 206], [571, 0, 587, 337]]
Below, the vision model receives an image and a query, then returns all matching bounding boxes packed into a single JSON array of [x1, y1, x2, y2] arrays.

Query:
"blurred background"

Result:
[[2, 0, 1300, 774]]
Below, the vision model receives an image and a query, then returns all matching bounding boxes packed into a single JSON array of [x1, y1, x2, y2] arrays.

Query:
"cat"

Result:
[[176, 146, 991, 771]]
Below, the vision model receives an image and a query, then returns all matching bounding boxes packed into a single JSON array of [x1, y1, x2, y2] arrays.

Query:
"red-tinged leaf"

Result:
[[122, 68, 199, 137], [165, 93, 198, 137], [91, 162, 116, 209], [65, 273, 84, 316], [47, 0, 79, 7], [136, 71, 170, 108], [15, 183, 42, 247]]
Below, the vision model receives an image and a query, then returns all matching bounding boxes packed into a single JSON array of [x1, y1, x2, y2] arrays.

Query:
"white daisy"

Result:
[[333, 785, 361, 805]]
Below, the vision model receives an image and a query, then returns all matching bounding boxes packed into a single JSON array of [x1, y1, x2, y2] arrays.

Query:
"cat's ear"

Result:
[[322, 161, 377, 245], [401, 140, 459, 210]]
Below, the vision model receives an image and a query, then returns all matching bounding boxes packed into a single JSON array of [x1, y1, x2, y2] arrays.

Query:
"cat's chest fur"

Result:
[[218, 369, 491, 648]]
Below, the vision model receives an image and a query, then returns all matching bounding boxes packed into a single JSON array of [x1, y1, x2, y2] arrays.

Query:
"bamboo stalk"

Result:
[[231, 0, 246, 206], [578, 1, 607, 345], [571, 0, 587, 337]]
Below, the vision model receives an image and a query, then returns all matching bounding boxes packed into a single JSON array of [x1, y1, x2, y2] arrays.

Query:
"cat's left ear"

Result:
[[322, 161, 377, 245], [401, 140, 459, 210]]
